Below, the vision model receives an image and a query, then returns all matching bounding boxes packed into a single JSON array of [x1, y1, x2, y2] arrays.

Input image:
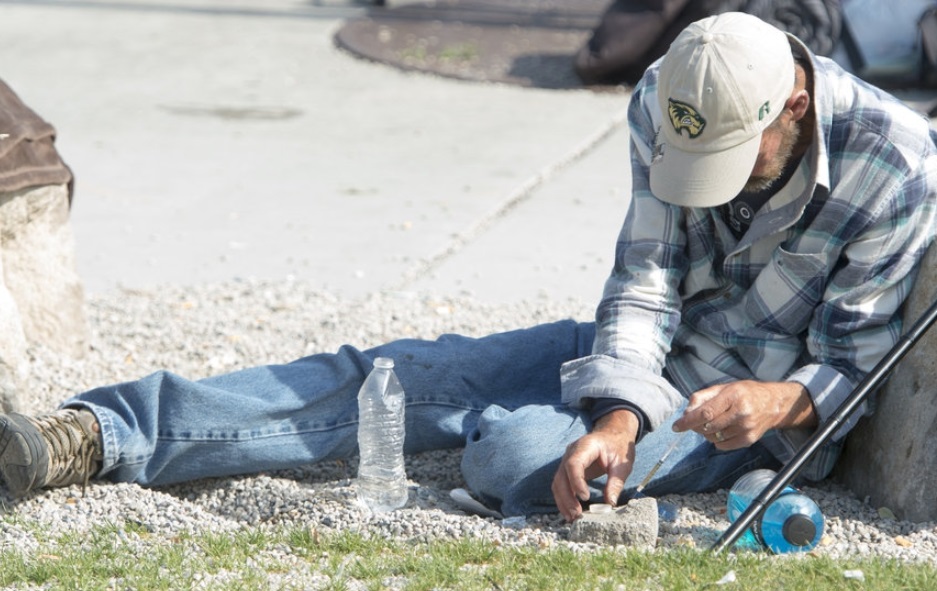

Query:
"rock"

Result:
[[0, 183, 89, 411], [0, 275, 29, 412], [836, 243, 937, 522], [568, 497, 659, 549]]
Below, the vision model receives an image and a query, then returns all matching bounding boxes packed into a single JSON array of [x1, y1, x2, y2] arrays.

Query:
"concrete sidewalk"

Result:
[[0, 0, 632, 306]]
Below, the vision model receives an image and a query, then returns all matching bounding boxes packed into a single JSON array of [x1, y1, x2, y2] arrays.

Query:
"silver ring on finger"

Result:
[[714, 431, 725, 443]]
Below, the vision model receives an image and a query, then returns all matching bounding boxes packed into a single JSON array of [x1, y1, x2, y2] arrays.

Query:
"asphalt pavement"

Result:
[[0, 0, 632, 306]]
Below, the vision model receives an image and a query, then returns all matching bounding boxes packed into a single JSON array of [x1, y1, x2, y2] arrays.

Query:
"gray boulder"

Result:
[[0, 183, 88, 412]]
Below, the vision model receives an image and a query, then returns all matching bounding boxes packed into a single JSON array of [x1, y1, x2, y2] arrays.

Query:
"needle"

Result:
[[635, 431, 688, 494]]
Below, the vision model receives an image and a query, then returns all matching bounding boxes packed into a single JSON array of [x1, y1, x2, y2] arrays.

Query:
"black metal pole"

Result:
[[710, 295, 937, 554]]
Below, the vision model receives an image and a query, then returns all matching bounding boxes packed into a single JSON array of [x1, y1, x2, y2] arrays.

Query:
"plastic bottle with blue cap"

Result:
[[726, 469, 824, 553]]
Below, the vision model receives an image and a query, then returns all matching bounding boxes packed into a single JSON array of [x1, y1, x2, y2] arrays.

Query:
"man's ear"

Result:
[[786, 89, 810, 122]]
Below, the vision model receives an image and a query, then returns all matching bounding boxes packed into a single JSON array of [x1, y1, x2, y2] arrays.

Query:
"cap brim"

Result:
[[649, 131, 761, 208]]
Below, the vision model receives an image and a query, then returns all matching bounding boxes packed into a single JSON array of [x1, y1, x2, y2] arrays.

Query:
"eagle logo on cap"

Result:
[[667, 99, 706, 139]]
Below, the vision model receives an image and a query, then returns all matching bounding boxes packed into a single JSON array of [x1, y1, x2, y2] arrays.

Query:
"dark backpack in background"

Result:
[[576, 0, 843, 86], [920, 7, 937, 90], [574, 0, 717, 86]]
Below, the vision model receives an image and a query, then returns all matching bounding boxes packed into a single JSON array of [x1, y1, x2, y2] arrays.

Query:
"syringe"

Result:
[[635, 431, 688, 494]]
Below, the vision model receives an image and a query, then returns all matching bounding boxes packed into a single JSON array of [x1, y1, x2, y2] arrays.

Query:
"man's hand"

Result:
[[551, 409, 639, 522], [672, 380, 817, 448]]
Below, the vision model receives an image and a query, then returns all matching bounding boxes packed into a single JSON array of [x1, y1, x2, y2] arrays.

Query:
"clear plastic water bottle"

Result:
[[726, 469, 824, 554], [356, 357, 408, 512]]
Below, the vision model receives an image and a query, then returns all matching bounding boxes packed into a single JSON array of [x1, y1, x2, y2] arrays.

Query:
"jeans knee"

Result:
[[460, 404, 588, 516]]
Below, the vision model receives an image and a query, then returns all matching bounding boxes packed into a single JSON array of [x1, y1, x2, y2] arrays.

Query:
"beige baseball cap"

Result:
[[649, 12, 796, 207]]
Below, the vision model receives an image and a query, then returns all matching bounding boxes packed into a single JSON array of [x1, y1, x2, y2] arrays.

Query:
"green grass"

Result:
[[0, 523, 934, 590]]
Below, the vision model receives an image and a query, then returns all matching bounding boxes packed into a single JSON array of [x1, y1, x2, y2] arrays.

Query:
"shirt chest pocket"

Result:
[[744, 247, 831, 337]]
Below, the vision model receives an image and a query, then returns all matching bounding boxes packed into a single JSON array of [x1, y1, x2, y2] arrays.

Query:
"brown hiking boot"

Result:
[[0, 408, 103, 497]]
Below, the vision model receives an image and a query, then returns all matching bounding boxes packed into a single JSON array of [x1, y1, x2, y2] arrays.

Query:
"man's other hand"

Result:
[[551, 409, 639, 522]]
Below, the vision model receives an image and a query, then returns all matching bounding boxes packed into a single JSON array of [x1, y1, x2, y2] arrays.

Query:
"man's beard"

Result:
[[743, 121, 802, 193]]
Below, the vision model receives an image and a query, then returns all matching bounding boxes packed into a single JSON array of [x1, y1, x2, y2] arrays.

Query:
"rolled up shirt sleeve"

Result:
[[561, 354, 683, 431], [560, 73, 686, 432]]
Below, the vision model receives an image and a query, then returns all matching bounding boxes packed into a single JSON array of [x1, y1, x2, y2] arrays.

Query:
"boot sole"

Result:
[[0, 413, 49, 497]]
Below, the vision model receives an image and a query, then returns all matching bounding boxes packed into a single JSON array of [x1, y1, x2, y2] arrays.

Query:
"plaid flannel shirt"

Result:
[[560, 48, 937, 480]]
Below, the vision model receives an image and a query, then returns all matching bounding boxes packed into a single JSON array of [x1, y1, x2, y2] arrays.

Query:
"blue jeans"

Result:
[[63, 320, 778, 516]]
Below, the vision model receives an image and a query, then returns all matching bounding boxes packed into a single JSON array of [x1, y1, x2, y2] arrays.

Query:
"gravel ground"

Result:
[[3, 278, 937, 576]]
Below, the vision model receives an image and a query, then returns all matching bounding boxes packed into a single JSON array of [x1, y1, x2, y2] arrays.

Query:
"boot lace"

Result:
[[33, 410, 102, 494]]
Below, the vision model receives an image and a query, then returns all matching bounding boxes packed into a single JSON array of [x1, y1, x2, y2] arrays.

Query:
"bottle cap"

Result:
[[782, 514, 817, 546], [374, 357, 394, 369]]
